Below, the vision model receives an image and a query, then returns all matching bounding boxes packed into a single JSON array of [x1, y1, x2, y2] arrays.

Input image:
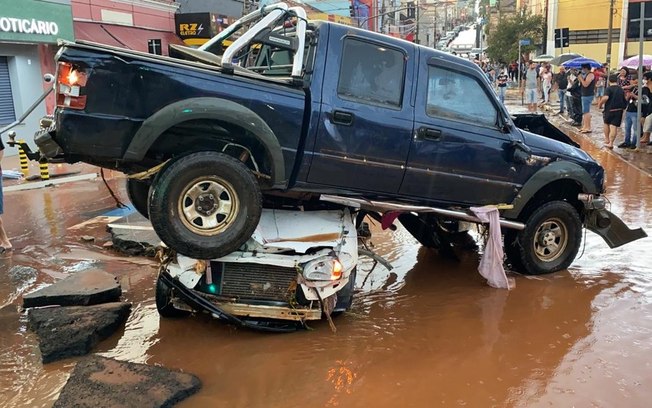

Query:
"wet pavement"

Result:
[[0, 127, 651, 407]]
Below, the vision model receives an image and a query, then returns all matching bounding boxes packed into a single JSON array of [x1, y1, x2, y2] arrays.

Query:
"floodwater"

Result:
[[0, 138, 651, 407]]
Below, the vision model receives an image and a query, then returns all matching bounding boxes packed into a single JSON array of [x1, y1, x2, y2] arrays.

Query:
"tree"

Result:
[[485, 13, 545, 64]]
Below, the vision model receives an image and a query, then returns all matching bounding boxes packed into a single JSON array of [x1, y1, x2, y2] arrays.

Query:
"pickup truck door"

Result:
[[399, 57, 521, 205], [306, 35, 414, 194]]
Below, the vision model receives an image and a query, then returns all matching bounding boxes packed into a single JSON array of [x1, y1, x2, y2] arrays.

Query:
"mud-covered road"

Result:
[[1, 133, 651, 407]]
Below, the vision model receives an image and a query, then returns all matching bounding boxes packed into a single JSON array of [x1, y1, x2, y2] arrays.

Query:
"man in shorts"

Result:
[[598, 74, 627, 149], [578, 63, 596, 133], [523, 61, 539, 112]]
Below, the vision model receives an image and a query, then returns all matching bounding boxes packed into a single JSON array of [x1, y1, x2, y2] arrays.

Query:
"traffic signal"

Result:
[[349, 3, 355, 17]]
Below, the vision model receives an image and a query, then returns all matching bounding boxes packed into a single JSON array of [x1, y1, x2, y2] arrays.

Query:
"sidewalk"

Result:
[[503, 89, 652, 177]]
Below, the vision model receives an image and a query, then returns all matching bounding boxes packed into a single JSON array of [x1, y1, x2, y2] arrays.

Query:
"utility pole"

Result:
[[606, 0, 615, 67], [415, 0, 420, 44]]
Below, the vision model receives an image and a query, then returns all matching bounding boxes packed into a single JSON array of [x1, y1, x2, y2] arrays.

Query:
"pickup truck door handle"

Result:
[[331, 110, 354, 126], [417, 127, 442, 141]]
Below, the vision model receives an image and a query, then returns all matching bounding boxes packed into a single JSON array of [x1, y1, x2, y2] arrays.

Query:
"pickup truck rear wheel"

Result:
[[148, 152, 262, 259], [126, 178, 151, 219], [508, 201, 582, 275]]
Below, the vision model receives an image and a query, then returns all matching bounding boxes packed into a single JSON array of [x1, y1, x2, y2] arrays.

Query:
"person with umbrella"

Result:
[[578, 63, 596, 133]]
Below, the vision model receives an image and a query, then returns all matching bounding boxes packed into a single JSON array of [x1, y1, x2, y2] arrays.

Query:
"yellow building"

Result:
[[520, 0, 652, 67]]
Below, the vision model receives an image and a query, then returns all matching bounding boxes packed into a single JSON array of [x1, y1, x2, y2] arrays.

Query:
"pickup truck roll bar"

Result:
[[200, 3, 307, 79]]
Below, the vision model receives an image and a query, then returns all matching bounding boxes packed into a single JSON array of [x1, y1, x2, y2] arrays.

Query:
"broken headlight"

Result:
[[302, 253, 354, 282]]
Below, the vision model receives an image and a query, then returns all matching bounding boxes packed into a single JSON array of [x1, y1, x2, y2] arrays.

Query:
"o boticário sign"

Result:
[[0, 0, 74, 44]]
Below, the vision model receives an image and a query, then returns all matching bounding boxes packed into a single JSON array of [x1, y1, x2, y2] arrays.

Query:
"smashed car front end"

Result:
[[158, 208, 358, 330]]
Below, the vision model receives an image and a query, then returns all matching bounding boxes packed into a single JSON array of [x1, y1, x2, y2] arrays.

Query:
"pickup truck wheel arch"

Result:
[[124, 97, 286, 186], [502, 161, 600, 221]]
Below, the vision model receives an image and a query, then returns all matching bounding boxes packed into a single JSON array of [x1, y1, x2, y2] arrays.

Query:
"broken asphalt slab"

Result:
[[23, 269, 121, 308], [54, 355, 201, 408], [108, 212, 160, 257], [28, 302, 131, 363]]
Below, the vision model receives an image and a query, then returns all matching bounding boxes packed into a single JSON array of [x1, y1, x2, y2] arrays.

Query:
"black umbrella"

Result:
[[549, 53, 583, 66]]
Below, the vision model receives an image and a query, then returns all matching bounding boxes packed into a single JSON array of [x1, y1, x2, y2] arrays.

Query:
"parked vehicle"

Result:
[[33, 4, 645, 276]]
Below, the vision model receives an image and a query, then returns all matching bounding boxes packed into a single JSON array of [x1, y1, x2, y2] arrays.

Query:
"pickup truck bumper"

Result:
[[579, 194, 647, 248]]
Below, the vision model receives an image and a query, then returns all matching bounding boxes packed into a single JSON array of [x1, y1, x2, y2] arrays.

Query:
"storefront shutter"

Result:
[[0, 56, 16, 126]]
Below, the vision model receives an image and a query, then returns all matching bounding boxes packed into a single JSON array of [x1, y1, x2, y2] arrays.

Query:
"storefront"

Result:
[[0, 0, 74, 153], [175, 12, 237, 48]]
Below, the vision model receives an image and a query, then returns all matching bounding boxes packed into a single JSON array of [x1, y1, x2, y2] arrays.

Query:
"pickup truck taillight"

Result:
[[56, 62, 88, 110]]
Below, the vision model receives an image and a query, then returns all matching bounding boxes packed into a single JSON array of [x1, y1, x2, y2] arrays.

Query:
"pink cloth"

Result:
[[470, 206, 513, 290], [381, 211, 402, 230]]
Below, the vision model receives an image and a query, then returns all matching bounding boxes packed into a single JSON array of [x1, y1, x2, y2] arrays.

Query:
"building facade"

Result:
[[0, 0, 74, 149], [72, 0, 182, 55]]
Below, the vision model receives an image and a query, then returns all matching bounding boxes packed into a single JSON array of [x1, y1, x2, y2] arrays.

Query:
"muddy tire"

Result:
[[155, 275, 190, 318], [508, 201, 582, 275], [148, 152, 262, 259], [126, 178, 151, 219]]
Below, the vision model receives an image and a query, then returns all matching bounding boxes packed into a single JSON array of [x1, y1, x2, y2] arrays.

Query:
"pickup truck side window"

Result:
[[426, 66, 497, 127], [337, 39, 405, 108]]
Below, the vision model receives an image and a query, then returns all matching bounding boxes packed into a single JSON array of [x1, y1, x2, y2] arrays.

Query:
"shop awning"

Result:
[[73, 22, 184, 55]]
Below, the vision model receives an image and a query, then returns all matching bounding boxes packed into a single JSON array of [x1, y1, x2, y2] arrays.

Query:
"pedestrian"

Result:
[[578, 63, 596, 133], [487, 68, 496, 86], [568, 69, 583, 126], [617, 66, 631, 89], [639, 71, 652, 145], [554, 66, 568, 115], [496, 69, 508, 103], [593, 64, 607, 104], [523, 61, 539, 113], [0, 137, 12, 253], [598, 74, 627, 149], [621, 74, 640, 149], [541, 66, 553, 106]]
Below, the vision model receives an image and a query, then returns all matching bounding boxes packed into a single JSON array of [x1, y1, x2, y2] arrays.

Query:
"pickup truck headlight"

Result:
[[302, 255, 343, 281]]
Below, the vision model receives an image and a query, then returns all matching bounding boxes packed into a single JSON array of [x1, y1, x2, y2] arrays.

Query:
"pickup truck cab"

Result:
[[35, 4, 645, 275]]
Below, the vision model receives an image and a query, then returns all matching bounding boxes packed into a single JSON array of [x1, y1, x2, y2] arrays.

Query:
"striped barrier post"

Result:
[[18, 139, 29, 177], [39, 160, 50, 181]]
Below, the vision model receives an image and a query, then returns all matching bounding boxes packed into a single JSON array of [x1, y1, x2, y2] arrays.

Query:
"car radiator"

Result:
[[212, 262, 298, 302]]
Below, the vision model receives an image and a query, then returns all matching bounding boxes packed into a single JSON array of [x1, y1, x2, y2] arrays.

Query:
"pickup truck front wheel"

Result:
[[506, 201, 582, 275], [149, 152, 262, 259]]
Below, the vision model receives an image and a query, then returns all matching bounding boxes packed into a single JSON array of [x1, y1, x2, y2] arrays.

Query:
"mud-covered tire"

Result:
[[508, 201, 582, 275], [155, 275, 190, 318], [148, 152, 262, 259], [126, 178, 151, 219]]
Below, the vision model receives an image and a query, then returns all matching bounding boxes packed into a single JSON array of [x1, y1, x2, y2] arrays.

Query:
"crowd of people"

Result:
[[481, 57, 652, 150]]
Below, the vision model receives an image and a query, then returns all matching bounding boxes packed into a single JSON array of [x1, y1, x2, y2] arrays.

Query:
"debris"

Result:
[[23, 269, 121, 308], [102, 241, 114, 248], [28, 302, 131, 363], [109, 228, 158, 257], [81, 235, 95, 242], [53, 355, 201, 408]]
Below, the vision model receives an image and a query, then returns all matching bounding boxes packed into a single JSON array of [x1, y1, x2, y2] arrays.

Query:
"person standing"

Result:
[[593, 65, 606, 104], [540, 66, 553, 106], [578, 63, 596, 133], [621, 75, 640, 149], [0, 138, 11, 252], [523, 62, 540, 113], [496, 69, 508, 103], [639, 71, 652, 145], [598, 74, 627, 149], [554, 66, 568, 115]]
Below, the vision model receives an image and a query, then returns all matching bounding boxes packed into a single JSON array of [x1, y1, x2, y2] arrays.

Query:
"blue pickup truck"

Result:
[[34, 4, 644, 276]]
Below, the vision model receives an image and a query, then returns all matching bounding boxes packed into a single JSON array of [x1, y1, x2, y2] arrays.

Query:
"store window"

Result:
[[0, 56, 16, 125]]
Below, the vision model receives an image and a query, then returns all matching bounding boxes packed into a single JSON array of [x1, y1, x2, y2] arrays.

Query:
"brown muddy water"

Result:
[[1, 138, 651, 407]]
